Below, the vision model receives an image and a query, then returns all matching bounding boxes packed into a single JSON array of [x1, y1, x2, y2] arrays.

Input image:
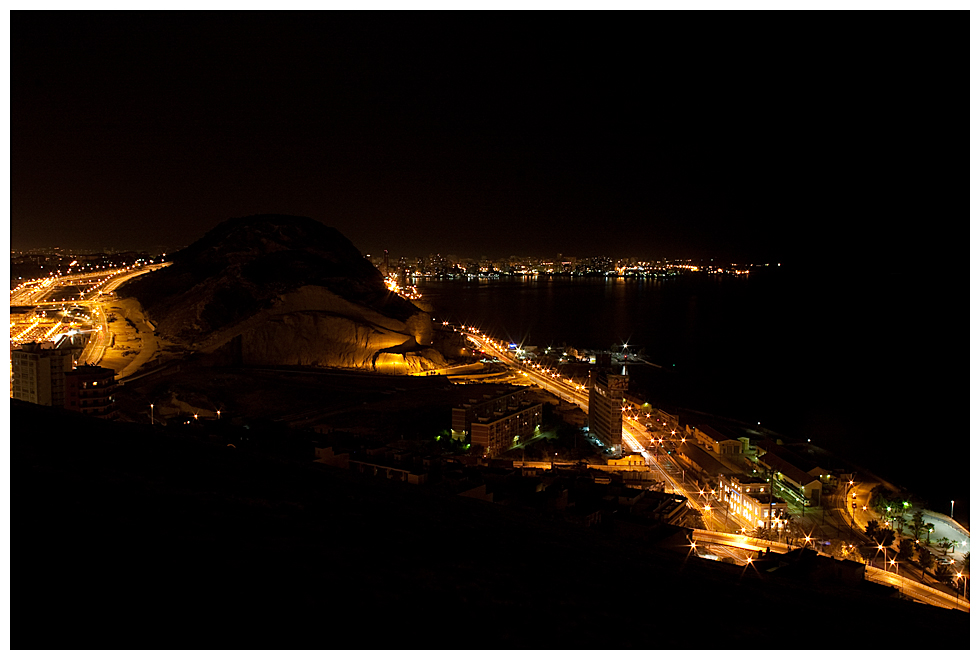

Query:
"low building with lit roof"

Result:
[[451, 386, 542, 458], [64, 365, 118, 420], [689, 424, 742, 456], [720, 474, 788, 529]]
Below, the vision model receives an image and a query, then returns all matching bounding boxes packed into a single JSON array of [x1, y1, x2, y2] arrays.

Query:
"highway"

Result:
[[464, 328, 737, 533], [462, 326, 971, 612], [11, 263, 170, 367]]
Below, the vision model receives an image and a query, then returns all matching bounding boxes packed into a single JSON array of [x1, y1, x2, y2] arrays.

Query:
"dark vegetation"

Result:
[[15, 399, 969, 649]]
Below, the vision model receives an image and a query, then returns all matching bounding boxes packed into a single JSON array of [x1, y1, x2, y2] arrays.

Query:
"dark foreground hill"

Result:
[[14, 400, 969, 649], [119, 214, 446, 373]]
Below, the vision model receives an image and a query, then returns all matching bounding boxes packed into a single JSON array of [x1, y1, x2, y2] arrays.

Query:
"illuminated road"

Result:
[[865, 565, 969, 612], [465, 330, 590, 408], [12, 264, 170, 369], [465, 328, 733, 532], [10, 277, 57, 306], [690, 532, 969, 612], [462, 326, 970, 611]]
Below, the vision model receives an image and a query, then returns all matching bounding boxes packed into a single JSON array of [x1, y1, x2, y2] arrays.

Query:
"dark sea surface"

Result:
[[417, 268, 969, 524]]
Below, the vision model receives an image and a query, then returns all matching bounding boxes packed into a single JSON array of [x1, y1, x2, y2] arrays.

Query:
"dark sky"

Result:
[[12, 13, 961, 265]]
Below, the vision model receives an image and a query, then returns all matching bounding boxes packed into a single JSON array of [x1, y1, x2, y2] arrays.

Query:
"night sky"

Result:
[[12, 13, 961, 265]]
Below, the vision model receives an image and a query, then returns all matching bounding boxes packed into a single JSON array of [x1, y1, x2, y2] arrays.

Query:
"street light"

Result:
[[951, 500, 954, 518], [150, 403, 154, 425]]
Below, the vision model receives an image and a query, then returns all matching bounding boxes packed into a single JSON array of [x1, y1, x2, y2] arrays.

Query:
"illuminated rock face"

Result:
[[229, 287, 445, 373], [120, 214, 446, 373]]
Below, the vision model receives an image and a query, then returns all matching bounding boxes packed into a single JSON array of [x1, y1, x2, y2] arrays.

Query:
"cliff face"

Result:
[[119, 215, 446, 373]]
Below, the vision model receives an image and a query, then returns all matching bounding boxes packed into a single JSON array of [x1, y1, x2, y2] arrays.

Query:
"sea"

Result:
[[416, 267, 970, 525]]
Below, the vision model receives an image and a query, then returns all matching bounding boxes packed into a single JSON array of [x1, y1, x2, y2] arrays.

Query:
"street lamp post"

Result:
[[150, 403, 154, 425], [951, 500, 954, 519]]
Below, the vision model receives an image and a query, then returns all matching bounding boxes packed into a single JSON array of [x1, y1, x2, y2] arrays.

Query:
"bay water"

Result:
[[416, 267, 969, 523]]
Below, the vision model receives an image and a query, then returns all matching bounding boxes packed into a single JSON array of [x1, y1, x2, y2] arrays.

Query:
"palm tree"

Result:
[[934, 564, 954, 586], [916, 548, 936, 579], [897, 538, 916, 562], [924, 522, 935, 545], [909, 510, 925, 541]]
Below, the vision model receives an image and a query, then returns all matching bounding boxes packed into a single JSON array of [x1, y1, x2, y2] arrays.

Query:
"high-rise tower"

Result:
[[588, 370, 629, 454]]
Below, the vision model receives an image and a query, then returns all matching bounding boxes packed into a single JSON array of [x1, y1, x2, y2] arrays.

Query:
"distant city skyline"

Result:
[[9, 242, 770, 272]]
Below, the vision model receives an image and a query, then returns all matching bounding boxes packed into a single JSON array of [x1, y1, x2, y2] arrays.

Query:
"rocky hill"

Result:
[[119, 214, 447, 373]]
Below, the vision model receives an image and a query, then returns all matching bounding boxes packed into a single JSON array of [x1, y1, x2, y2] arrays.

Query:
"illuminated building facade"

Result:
[[11, 342, 75, 406], [452, 387, 542, 457], [469, 404, 542, 458], [720, 474, 788, 529], [64, 365, 118, 420], [588, 371, 628, 453]]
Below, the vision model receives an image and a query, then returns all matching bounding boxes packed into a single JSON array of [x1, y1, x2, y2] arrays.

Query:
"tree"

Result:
[[864, 520, 895, 548], [870, 487, 889, 513], [916, 548, 936, 578], [937, 537, 955, 556], [897, 538, 916, 562], [909, 510, 925, 541], [924, 522, 935, 545], [934, 564, 954, 586]]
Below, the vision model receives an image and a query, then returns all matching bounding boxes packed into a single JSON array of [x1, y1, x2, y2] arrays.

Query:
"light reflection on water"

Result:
[[415, 272, 967, 518]]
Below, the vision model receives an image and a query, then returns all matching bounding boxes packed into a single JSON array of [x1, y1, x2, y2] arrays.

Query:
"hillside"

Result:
[[13, 399, 969, 649], [118, 214, 446, 373]]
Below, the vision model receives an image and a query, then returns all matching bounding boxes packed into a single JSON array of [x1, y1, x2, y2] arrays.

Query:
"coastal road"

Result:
[[465, 326, 971, 611], [465, 327, 737, 532]]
